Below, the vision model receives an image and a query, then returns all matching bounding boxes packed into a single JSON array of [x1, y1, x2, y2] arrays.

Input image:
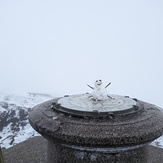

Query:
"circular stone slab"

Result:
[[55, 94, 139, 117], [29, 98, 163, 148], [29, 97, 163, 163]]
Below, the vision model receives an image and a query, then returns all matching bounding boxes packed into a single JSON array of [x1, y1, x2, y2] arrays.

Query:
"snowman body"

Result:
[[92, 80, 108, 101]]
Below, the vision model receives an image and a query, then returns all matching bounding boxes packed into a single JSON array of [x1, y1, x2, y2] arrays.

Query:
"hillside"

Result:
[[0, 92, 53, 148]]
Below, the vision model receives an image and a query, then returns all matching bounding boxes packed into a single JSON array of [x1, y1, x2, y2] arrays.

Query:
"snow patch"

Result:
[[0, 92, 53, 149]]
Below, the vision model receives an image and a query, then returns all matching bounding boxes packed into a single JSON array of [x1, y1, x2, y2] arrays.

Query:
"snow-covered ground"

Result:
[[0, 91, 163, 149], [0, 92, 53, 149], [0, 91, 53, 108]]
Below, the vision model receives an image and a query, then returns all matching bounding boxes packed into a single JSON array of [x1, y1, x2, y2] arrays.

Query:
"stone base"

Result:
[[47, 142, 147, 163], [2, 136, 163, 163], [29, 99, 163, 163]]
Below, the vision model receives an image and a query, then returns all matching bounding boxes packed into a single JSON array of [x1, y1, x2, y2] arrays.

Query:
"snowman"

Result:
[[87, 80, 112, 101]]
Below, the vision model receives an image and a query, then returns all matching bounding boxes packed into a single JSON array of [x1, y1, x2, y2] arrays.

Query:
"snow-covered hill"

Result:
[[0, 92, 53, 149], [0, 92, 163, 149]]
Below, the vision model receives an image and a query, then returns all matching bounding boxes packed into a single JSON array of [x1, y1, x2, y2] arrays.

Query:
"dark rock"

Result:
[[1, 102, 8, 109]]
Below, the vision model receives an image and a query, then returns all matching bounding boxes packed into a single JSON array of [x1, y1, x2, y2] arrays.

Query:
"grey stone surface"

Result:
[[47, 142, 148, 163], [29, 98, 163, 163], [2, 136, 163, 163], [2, 136, 47, 163], [29, 99, 163, 146]]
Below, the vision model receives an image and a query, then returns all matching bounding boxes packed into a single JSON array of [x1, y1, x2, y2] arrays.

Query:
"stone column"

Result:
[[29, 97, 163, 163], [47, 141, 148, 163]]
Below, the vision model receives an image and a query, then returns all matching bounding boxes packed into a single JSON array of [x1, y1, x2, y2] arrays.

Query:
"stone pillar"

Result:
[[29, 96, 163, 163], [47, 141, 148, 163]]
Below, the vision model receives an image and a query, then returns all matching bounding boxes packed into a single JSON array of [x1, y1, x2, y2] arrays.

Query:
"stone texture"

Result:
[[2, 136, 47, 163], [47, 142, 148, 163], [29, 98, 163, 163], [2, 136, 163, 163]]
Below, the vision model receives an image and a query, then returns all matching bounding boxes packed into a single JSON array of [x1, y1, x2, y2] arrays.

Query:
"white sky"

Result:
[[0, 0, 163, 107]]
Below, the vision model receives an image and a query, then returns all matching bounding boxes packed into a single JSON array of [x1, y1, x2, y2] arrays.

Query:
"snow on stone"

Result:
[[151, 136, 163, 149]]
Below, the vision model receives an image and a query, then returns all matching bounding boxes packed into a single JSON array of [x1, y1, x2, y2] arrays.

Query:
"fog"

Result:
[[0, 0, 163, 107]]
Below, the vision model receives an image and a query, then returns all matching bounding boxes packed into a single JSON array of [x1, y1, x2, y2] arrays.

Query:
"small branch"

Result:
[[87, 84, 94, 90], [105, 82, 111, 88]]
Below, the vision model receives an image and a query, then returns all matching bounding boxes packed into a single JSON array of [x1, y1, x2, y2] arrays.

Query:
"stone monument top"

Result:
[[29, 79, 163, 163], [52, 80, 142, 118]]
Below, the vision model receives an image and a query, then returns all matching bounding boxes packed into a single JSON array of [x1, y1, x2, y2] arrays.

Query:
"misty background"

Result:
[[0, 0, 163, 107]]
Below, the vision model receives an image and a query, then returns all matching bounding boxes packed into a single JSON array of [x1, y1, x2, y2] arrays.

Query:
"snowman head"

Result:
[[94, 79, 103, 89]]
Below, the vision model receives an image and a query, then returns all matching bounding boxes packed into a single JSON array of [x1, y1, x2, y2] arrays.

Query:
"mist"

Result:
[[0, 0, 163, 107]]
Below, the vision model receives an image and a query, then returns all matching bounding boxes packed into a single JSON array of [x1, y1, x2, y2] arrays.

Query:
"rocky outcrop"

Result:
[[0, 102, 29, 132], [0, 92, 53, 148]]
